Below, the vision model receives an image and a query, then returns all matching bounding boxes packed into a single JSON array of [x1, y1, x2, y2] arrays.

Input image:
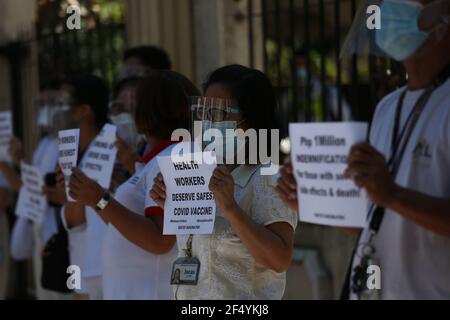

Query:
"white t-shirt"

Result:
[[350, 78, 450, 300], [32, 136, 60, 243], [11, 137, 60, 260], [61, 139, 108, 281], [61, 213, 88, 294], [102, 142, 178, 300]]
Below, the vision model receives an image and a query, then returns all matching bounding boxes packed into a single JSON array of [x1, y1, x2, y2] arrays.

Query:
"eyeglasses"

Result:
[[190, 97, 240, 122]]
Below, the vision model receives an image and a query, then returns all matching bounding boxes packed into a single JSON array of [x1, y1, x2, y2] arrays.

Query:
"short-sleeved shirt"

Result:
[[102, 140, 178, 300], [350, 78, 450, 299], [32, 136, 60, 243], [172, 164, 298, 300]]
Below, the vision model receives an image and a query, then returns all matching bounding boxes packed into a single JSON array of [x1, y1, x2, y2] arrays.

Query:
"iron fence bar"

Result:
[[289, 0, 298, 125], [304, 0, 312, 122], [262, 0, 269, 72], [319, 0, 326, 122], [334, 0, 343, 120], [351, 0, 359, 121], [248, 0, 255, 68]]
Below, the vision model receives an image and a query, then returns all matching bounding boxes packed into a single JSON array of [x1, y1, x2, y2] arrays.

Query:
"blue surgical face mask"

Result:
[[202, 120, 245, 162], [376, 0, 429, 61]]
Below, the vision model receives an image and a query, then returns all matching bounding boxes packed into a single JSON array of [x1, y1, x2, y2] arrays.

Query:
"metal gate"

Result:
[[37, 0, 127, 88], [247, 0, 406, 136]]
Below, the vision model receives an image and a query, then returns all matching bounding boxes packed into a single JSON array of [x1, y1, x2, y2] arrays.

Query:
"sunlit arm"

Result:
[[98, 198, 175, 254], [224, 204, 294, 273], [64, 202, 86, 229], [388, 186, 450, 238]]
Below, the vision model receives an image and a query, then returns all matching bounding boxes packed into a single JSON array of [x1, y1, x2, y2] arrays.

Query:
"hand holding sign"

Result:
[[289, 122, 369, 228], [150, 173, 167, 208], [80, 124, 117, 189], [8, 136, 23, 168], [58, 129, 80, 202], [209, 166, 237, 214], [345, 143, 397, 208], [157, 150, 217, 235], [275, 157, 299, 212], [15, 162, 47, 223], [68, 168, 105, 207]]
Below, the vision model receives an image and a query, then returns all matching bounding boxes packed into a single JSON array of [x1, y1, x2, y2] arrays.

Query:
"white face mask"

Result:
[[37, 104, 70, 132], [37, 105, 51, 128], [111, 112, 139, 147]]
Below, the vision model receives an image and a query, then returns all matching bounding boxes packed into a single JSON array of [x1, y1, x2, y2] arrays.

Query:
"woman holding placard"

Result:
[[66, 70, 200, 300], [150, 65, 298, 300]]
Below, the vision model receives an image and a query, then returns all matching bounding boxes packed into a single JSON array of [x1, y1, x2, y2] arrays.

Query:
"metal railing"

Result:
[[247, 0, 407, 136]]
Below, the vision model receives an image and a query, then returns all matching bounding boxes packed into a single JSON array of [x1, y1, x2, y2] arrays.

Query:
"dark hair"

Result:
[[62, 74, 109, 129], [113, 77, 139, 100], [203, 64, 279, 132], [171, 71, 201, 98], [123, 46, 172, 70], [203, 65, 280, 161], [134, 70, 198, 139]]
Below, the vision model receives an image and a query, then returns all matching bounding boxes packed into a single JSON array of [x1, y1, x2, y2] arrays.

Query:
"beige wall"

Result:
[[125, 0, 263, 86], [192, 0, 263, 85], [0, 0, 39, 161], [125, 0, 195, 82]]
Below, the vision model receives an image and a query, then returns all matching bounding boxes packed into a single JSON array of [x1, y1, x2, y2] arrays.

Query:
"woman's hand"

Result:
[[275, 158, 299, 212], [150, 173, 166, 209], [0, 161, 9, 173], [56, 164, 66, 190], [209, 166, 238, 214], [8, 136, 23, 168], [116, 137, 141, 174], [68, 168, 105, 207], [43, 186, 67, 205]]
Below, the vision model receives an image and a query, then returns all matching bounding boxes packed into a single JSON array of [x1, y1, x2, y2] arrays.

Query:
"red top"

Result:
[[141, 139, 178, 217]]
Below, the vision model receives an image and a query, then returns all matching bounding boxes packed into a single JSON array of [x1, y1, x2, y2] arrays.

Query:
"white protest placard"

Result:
[[0, 111, 13, 162], [80, 124, 117, 188], [157, 150, 217, 235], [58, 129, 80, 202], [15, 162, 47, 223], [289, 122, 369, 228]]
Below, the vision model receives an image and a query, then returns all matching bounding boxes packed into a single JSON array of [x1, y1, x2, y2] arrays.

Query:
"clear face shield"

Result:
[[340, 0, 450, 61], [190, 97, 246, 164], [36, 90, 72, 137]]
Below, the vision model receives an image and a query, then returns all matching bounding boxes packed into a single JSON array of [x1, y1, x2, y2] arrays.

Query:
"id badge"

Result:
[[170, 257, 200, 285], [359, 256, 381, 300]]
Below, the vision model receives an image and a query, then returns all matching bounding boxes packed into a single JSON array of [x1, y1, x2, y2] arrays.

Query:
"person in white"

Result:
[[0, 172, 12, 299], [63, 70, 199, 300], [1, 91, 73, 300], [151, 65, 298, 300], [276, 0, 450, 300], [58, 75, 111, 300]]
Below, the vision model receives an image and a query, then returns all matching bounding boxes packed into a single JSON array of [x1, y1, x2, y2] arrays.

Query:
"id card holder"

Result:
[[170, 257, 200, 285], [359, 256, 381, 300]]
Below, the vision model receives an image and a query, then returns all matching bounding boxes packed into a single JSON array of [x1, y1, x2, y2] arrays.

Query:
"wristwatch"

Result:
[[95, 193, 111, 211]]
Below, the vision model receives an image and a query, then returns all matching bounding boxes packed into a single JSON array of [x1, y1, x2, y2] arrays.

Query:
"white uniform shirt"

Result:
[[32, 136, 60, 243], [350, 78, 450, 299], [102, 141, 178, 300], [171, 165, 298, 300]]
